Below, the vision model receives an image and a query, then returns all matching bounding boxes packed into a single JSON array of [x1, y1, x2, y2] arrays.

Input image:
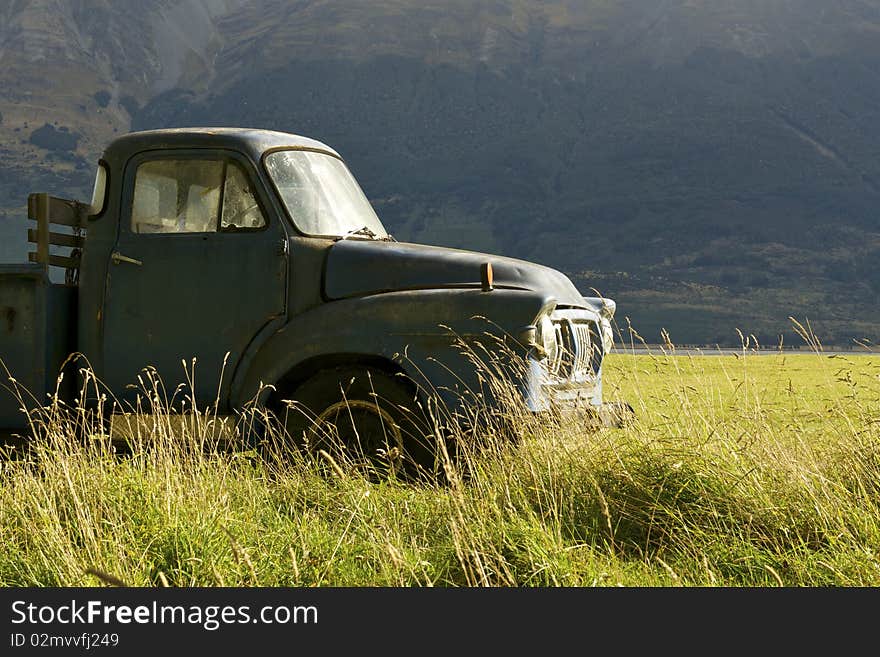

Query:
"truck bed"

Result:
[[0, 264, 76, 434]]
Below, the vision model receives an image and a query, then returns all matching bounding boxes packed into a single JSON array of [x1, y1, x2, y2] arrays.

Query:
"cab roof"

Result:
[[101, 127, 342, 169]]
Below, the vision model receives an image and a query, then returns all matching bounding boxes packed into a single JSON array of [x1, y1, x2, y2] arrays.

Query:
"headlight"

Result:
[[601, 298, 616, 318], [583, 296, 616, 353], [600, 317, 614, 353], [535, 314, 559, 363]]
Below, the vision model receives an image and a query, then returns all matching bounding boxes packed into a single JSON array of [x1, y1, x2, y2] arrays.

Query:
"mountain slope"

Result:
[[2, 1, 880, 344]]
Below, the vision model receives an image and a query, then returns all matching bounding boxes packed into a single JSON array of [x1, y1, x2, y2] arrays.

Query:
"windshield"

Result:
[[264, 149, 388, 238]]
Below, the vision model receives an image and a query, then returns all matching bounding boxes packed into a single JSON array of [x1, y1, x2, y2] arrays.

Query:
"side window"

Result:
[[132, 160, 224, 234], [131, 159, 266, 234], [221, 162, 267, 230]]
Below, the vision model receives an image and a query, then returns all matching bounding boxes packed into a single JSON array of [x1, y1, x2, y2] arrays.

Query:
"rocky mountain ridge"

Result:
[[2, 1, 880, 344]]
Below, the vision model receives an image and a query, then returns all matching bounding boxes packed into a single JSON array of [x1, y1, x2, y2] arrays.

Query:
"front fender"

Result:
[[231, 288, 553, 410]]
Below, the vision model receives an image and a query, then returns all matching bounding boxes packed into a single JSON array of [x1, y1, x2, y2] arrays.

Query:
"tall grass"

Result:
[[1, 332, 878, 586]]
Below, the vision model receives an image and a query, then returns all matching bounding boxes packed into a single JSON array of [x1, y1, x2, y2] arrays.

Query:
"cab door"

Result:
[[101, 151, 287, 409]]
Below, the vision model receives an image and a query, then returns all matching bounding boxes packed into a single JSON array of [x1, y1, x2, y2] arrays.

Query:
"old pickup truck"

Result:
[[0, 127, 624, 475]]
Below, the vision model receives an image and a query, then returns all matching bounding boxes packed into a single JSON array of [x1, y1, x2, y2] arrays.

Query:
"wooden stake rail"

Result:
[[26, 192, 88, 274]]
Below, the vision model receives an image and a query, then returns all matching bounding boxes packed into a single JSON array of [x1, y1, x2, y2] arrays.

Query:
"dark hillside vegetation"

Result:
[[2, 1, 880, 344]]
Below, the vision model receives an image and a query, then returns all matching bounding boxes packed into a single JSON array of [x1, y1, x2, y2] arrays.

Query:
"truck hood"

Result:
[[323, 239, 586, 307]]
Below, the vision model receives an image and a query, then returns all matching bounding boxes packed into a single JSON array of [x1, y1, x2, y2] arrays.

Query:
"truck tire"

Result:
[[274, 366, 439, 480]]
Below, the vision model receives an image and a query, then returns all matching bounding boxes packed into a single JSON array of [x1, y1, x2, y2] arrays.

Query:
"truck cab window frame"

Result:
[[129, 155, 269, 235]]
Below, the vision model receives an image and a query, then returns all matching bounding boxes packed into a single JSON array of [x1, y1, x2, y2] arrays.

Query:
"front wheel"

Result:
[[272, 367, 440, 480]]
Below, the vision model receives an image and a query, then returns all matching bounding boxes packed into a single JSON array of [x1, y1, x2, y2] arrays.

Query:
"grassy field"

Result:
[[1, 347, 878, 587]]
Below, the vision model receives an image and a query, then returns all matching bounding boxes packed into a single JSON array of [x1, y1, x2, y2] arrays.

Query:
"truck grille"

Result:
[[548, 319, 602, 380]]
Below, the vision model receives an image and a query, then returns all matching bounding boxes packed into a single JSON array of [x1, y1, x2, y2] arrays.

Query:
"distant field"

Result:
[[1, 352, 878, 586]]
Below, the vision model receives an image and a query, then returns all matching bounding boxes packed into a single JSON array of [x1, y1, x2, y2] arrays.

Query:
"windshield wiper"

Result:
[[340, 226, 378, 240], [340, 226, 398, 241]]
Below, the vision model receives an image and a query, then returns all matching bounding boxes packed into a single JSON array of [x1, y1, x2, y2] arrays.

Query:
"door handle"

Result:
[[111, 251, 143, 266]]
